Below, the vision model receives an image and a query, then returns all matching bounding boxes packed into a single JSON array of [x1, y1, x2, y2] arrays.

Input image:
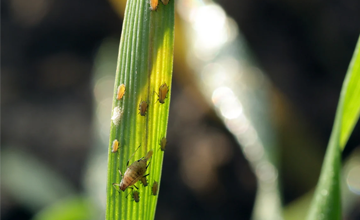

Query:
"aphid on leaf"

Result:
[[161, 0, 170, 5], [159, 137, 167, 151], [155, 83, 169, 104], [132, 190, 140, 202], [139, 100, 148, 116], [152, 181, 158, 196], [113, 147, 153, 192], [150, 0, 158, 11], [140, 176, 148, 187], [129, 190, 140, 203], [117, 84, 126, 100], [112, 139, 119, 153], [125, 189, 140, 203]]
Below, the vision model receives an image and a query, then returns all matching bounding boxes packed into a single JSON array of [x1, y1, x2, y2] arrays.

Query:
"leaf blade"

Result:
[[340, 36, 360, 149], [307, 35, 360, 220], [105, 1, 174, 220]]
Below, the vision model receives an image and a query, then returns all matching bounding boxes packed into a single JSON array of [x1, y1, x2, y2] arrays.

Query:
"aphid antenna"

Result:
[[126, 145, 142, 166], [112, 183, 122, 194]]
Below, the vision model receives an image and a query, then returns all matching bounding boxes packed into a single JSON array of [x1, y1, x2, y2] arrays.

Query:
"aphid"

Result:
[[139, 100, 148, 116], [113, 148, 153, 191], [140, 176, 148, 187], [155, 83, 169, 104], [161, 0, 169, 5], [132, 190, 140, 203], [150, 0, 158, 11], [152, 181, 158, 196], [159, 137, 167, 151], [111, 106, 123, 126], [112, 139, 119, 153], [125, 189, 140, 203], [117, 84, 126, 100]]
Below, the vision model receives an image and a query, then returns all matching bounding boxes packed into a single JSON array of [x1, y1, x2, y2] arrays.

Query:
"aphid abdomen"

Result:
[[159, 137, 167, 151], [157, 83, 169, 104], [120, 174, 133, 191], [161, 0, 169, 5], [116, 150, 153, 191], [139, 101, 148, 116], [112, 139, 119, 153], [140, 176, 148, 186], [159, 92, 165, 103], [120, 168, 140, 190], [152, 181, 158, 195], [150, 0, 158, 11], [127, 169, 142, 184], [133, 191, 140, 202], [120, 173, 139, 191], [145, 149, 154, 160], [120, 161, 147, 190], [117, 84, 126, 100]]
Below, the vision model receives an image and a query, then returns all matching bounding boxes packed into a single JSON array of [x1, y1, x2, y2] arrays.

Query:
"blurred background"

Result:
[[1, 0, 360, 220]]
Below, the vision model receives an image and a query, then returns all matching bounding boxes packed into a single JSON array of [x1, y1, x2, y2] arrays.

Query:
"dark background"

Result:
[[2, 0, 360, 219]]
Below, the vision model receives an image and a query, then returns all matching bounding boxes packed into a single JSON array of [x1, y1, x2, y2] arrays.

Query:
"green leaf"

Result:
[[2, 149, 75, 212], [340, 37, 360, 149], [32, 196, 94, 220], [306, 36, 360, 220], [105, 0, 174, 220]]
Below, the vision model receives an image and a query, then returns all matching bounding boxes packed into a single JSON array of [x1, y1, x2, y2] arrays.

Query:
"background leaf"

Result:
[[32, 197, 94, 220]]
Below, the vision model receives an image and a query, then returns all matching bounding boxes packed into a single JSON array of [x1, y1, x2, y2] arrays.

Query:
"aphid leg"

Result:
[[125, 191, 130, 199], [143, 174, 149, 178], [127, 145, 141, 166], [112, 170, 125, 193], [125, 187, 133, 199], [153, 91, 160, 104], [146, 161, 151, 169], [118, 170, 124, 178], [133, 185, 139, 190]]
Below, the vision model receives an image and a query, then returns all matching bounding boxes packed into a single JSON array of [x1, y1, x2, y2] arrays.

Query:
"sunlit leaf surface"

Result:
[[105, 0, 174, 219]]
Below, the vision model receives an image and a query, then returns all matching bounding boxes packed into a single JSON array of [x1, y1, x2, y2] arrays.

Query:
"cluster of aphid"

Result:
[[150, 0, 170, 11], [138, 83, 169, 116], [114, 83, 169, 118], [109, 0, 171, 205], [110, 83, 169, 203]]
